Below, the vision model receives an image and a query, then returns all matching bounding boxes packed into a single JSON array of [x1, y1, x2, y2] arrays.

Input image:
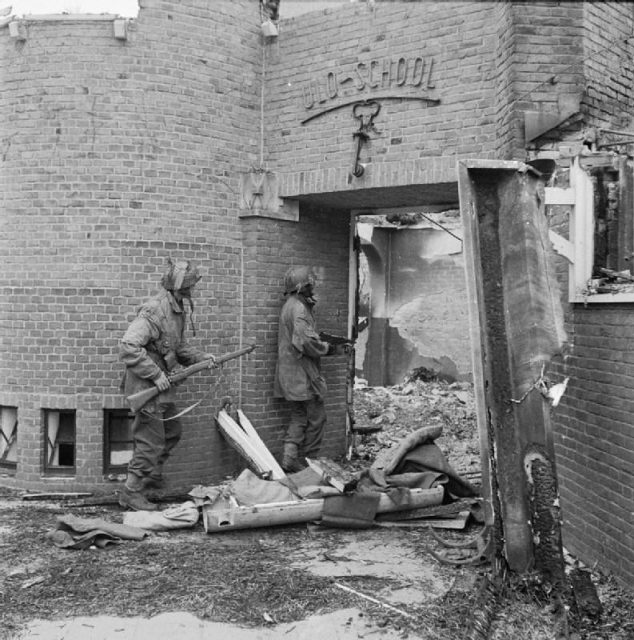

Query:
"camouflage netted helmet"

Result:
[[161, 259, 202, 292], [284, 266, 316, 294]]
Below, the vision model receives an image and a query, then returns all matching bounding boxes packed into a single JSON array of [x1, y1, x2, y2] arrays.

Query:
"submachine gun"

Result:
[[319, 331, 354, 346]]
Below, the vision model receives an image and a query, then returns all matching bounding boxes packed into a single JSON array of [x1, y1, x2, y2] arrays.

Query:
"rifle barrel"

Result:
[[126, 343, 256, 413]]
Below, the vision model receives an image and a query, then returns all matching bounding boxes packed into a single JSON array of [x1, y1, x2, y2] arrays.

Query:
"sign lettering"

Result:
[[302, 55, 436, 110]]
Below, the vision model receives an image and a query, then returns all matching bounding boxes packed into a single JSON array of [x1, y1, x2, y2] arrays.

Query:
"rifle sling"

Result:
[[141, 398, 203, 422]]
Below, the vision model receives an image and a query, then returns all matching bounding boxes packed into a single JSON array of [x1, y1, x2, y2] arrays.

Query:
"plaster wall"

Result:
[[358, 222, 470, 385]]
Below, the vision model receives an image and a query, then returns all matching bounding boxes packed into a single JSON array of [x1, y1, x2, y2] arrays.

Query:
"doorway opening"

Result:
[[346, 205, 482, 489]]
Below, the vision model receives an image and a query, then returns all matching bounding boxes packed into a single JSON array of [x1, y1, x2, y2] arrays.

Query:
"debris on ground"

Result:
[[0, 380, 632, 640]]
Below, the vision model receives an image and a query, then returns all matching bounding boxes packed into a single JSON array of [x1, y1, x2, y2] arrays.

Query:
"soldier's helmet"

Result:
[[284, 266, 316, 294], [161, 259, 202, 292]]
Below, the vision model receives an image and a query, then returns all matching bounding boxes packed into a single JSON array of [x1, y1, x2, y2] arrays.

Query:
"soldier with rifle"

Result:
[[274, 266, 352, 473], [119, 258, 218, 511]]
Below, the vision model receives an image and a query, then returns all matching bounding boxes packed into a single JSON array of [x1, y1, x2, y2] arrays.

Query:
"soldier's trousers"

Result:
[[284, 397, 326, 458], [128, 402, 182, 480]]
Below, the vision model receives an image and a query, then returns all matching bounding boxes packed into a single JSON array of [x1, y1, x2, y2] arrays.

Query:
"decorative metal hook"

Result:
[[350, 100, 381, 178]]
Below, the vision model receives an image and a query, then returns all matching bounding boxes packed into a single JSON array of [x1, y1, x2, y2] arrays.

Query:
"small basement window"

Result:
[[44, 409, 76, 474], [103, 409, 134, 473], [0, 406, 18, 470]]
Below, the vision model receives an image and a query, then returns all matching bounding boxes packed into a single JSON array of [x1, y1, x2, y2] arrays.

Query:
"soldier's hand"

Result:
[[205, 355, 218, 369], [154, 371, 171, 392]]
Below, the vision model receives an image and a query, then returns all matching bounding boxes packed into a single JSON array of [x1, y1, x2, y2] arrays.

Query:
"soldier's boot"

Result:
[[281, 443, 307, 473], [119, 474, 159, 511], [142, 475, 167, 500]]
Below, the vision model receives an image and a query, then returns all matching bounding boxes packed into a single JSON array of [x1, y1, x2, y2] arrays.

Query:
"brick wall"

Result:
[[1, 0, 633, 590], [239, 204, 351, 462], [553, 305, 634, 586], [508, 1, 585, 154], [516, 1, 634, 588], [543, 3, 634, 588], [265, 1, 500, 196], [491, 1, 517, 160], [0, 0, 265, 490], [582, 2, 634, 129]]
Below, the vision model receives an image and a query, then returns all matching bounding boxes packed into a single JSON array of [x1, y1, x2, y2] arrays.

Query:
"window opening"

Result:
[[0, 406, 18, 469], [589, 158, 634, 286], [546, 155, 634, 303], [44, 409, 76, 472], [104, 409, 134, 473]]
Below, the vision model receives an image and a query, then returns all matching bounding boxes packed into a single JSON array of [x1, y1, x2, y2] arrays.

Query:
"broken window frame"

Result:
[[43, 409, 76, 475], [0, 405, 18, 470], [547, 156, 634, 303], [103, 409, 134, 474]]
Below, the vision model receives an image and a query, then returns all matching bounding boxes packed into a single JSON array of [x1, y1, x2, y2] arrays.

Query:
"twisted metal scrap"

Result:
[[428, 524, 493, 566]]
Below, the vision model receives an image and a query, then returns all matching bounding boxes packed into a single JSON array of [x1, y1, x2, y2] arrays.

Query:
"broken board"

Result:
[[216, 409, 286, 481], [305, 457, 358, 493], [375, 498, 478, 522], [376, 511, 470, 530]]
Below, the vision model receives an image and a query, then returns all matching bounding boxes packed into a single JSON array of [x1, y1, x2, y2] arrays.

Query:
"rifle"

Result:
[[319, 331, 354, 346], [126, 343, 256, 413]]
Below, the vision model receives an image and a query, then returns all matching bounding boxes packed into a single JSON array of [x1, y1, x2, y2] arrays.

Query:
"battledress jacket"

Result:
[[120, 289, 207, 403], [274, 294, 331, 402]]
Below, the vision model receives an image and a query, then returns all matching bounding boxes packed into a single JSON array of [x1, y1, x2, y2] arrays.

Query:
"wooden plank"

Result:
[[22, 492, 93, 501], [570, 157, 595, 299], [375, 498, 477, 522], [203, 486, 444, 532], [305, 457, 358, 492], [235, 410, 286, 480], [548, 230, 574, 264], [376, 511, 470, 530], [544, 187, 575, 206], [216, 411, 279, 479], [66, 492, 192, 507]]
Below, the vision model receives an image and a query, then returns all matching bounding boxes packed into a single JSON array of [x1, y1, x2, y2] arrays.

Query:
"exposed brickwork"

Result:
[[0, 1, 264, 490], [538, 3, 634, 589], [1, 0, 633, 589], [239, 204, 351, 462], [510, 0, 585, 151], [265, 1, 500, 196], [553, 305, 634, 586], [582, 2, 634, 130]]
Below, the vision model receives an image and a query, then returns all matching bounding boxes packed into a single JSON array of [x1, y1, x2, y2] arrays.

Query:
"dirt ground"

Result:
[[0, 380, 632, 640]]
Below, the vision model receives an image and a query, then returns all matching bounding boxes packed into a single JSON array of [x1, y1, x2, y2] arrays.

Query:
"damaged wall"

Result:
[[1, 0, 633, 591], [357, 216, 470, 385], [532, 3, 634, 587]]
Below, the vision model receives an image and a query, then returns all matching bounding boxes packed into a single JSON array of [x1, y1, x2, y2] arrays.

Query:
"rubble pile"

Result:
[[351, 379, 481, 482]]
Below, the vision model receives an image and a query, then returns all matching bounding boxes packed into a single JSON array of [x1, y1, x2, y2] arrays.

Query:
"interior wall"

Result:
[[357, 219, 470, 385]]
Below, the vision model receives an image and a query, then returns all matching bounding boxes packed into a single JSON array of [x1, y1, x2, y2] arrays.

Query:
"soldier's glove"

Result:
[[204, 354, 218, 369]]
